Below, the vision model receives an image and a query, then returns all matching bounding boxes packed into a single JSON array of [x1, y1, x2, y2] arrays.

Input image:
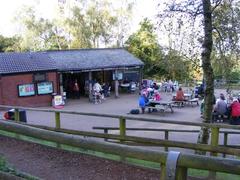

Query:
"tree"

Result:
[[157, 0, 221, 145], [211, 0, 240, 81], [0, 35, 22, 52], [200, 0, 214, 144], [13, 0, 134, 50], [164, 49, 194, 81], [125, 18, 166, 78], [65, 6, 92, 48], [15, 6, 68, 51]]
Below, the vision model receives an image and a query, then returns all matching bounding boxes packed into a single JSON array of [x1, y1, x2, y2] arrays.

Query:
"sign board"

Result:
[[18, 84, 35, 97], [37, 82, 53, 95], [53, 95, 64, 108], [112, 72, 123, 80]]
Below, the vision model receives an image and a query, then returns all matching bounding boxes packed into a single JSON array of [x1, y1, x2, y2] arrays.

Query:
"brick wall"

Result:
[[0, 72, 58, 107]]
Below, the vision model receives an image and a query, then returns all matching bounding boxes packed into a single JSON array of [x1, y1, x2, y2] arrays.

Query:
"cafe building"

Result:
[[0, 48, 144, 107]]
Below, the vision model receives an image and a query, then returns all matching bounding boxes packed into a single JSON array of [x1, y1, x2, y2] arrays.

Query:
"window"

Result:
[[33, 73, 46, 82], [112, 72, 123, 80], [18, 84, 35, 97], [37, 82, 53, 95]]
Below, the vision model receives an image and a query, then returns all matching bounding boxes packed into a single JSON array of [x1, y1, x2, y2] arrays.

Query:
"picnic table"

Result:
[[146, 100, 174, 113], [172, 93, 192, 100], [172, 93, 199, 107]]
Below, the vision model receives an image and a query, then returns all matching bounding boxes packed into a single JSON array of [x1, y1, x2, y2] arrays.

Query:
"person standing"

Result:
[[73, 79, 80, 99]]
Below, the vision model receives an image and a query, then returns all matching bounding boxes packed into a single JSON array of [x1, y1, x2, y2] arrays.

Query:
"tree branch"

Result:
[[211, 0, 223, 12]]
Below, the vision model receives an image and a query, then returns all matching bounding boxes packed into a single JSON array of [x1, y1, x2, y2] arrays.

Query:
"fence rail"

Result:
[[0, 120, 240, 180], [0, 105, 240, 179]]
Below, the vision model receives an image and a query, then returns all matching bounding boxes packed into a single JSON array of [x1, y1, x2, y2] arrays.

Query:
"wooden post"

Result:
[[119, 117, 126, 142], [176, 167, 188, 180], [55, 112, 61, 129], [164, 130, 169, 152], [209, 127, 219, 179], [223, 132, 228, 158], [160, 164, 166, 180], [14, 109, 20, 122], [59, 73, 63, 95], [88, 71, 92, 101], [211, 127, 219, 155], [114, 69, 119, 98], [104, 128, 108, 141]]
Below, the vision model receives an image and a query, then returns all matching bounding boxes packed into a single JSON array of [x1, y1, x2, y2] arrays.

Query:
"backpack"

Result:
[[130, 109, 140, 114]]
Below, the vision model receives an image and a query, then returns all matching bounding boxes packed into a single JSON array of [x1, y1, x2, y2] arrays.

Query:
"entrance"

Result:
[[62, 70, 113, 99], [62, 72, 86, 99]]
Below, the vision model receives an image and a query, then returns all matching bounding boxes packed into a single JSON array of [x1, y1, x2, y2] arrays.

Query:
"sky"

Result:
[[0, 0, 159, 37]]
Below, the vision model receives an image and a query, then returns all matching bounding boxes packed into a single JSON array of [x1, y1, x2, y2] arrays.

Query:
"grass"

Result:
[[0, 130, 239, 179]]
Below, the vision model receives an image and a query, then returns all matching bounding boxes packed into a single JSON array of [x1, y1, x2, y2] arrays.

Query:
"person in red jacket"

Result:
[[230, 99, 240, 125]]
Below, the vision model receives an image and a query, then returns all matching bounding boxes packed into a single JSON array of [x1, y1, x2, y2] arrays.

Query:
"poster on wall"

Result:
[[37, 82, 53, 95], [112, 72, 123, 80], [18, 84, 35, 97]]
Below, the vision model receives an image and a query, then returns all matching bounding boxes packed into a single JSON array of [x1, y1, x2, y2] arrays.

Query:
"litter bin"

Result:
[[5, 109, 27, 122]]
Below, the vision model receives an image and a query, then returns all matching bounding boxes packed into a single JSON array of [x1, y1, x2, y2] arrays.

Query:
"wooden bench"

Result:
[[147, 105, 165, 113], [186, 98, 199, 107], [147, 103, 174, 113], [172, 100, 185, 108]]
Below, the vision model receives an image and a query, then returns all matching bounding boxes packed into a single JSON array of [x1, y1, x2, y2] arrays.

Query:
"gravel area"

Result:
[[0, 135, 160, 180]]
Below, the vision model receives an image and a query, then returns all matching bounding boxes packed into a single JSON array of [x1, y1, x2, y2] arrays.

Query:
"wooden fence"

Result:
[[0, 105, 240, 179]]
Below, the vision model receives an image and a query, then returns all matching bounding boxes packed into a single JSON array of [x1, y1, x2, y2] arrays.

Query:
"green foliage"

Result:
[[0, 35, 21, 52], [212, 0, 240, 80], [164, 49, 193, 81], [125, 18, 194, 81], [125, 18, 166, 78], [12, 0, 133, 51]]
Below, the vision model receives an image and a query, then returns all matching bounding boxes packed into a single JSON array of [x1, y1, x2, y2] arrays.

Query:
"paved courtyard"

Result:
[[19, 89, 239, 154]]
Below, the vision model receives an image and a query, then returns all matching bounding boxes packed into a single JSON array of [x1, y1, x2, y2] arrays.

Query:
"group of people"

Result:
[[138, 86, 161, 114], [67, 79, 111, 101], [202, 93, 240, 124], [92, 81, 111, 102], [162, 80, 179, 92]]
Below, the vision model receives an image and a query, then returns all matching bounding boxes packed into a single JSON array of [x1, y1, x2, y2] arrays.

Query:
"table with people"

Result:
[[201, 93, 240, 124], [138, 88, 174, 114], [172, 87, 199, 107]]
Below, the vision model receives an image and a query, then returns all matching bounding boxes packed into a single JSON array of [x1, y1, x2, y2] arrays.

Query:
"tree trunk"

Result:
[[197, 0, 214, 145]]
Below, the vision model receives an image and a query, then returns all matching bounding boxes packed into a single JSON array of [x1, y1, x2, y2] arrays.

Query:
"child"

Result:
[[153, 90, 161, 101]]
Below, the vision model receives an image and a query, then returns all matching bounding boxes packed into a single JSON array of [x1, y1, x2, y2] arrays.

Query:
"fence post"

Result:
[[14, 109, 19, 122], [160, 163, 166, 180], [55, 112, 61, 129], [176, 167, 187, 180], [211, 127, 219, 155], [119, 117, 126, 142], [223, 132, 228, 158], [209, 127, 219, 179], [104, 128, 108, 141], [164, 130, 169, 152]]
